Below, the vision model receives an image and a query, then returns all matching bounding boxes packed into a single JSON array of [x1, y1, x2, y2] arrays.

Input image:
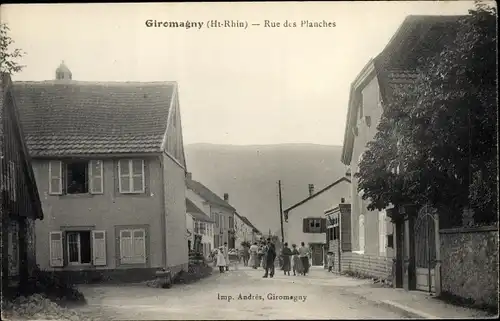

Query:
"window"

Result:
[[49, 230, 106, 267], [379, 210, 387, 255], [67, 231, 91, 264], [49, 160, 103, 195], [118, 159, 145, 194], [333, 226, 339, 240], [229, 216, 234, 229], [303, 218, 325, 234], [119, 229, 146, 264], [214, 213, 219, 228], [222, 216, 225, 230], [359, 215, 365, 253]]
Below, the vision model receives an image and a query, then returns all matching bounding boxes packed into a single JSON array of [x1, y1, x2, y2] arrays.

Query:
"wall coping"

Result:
[[440, 225, 499, 235]]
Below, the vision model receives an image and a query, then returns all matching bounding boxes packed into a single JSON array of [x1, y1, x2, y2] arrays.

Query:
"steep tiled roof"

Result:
[[186, 178, 236, 212], [12, 81, 176, 156], [240, 215, 260, 234], [186, 198, 214, 223]]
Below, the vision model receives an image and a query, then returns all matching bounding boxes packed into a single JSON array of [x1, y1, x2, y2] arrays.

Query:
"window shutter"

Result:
[[92, 230, 107, 266], [359, 215, 365, 252], [133, 229, 146, 264], [320, 218, 327, 233], [119, 230, 133, 263], [89, 160, 104, 194], [49, 161, 63, 195], [49, 231, 64, 267], [379, 211, 387, 255], [302, 218, 308, 233], [118, 160, 130, 193]]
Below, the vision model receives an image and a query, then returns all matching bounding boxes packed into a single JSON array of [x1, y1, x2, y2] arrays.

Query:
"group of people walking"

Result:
[[280, 242, 311, 276], [238, 239, 311, 277]]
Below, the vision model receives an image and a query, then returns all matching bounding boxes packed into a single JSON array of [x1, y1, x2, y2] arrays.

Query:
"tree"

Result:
[[357, 2, 497, 225], [0, 23, 25, 74]]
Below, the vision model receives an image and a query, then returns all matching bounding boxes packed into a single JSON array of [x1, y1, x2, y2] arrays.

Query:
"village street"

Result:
[[75, 267, 413, 320]]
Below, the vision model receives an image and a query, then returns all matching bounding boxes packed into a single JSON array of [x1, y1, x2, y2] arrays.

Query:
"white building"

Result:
[[233, 212, 260, 247], [186, 198, 214, 258]]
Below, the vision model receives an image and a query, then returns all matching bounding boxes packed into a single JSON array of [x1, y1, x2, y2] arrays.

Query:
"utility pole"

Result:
[[278, 180, 285, 244]]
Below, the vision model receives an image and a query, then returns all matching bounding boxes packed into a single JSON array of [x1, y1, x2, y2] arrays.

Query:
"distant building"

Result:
[[233, 212, 260, 246], [185, 197, 214, 258], [12, 63, 189, 282], [283, 178, 350, 266], [185, 173, 236, 249]]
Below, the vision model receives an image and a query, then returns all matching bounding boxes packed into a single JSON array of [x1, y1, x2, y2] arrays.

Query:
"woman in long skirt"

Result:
[[291, 244, 303, 276], [281, 243, 292, 276], [249, 242, 259, 269]]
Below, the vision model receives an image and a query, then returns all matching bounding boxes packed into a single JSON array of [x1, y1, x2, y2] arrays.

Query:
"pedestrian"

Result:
[[249, 242, 259, 269], [291, 244, 302, 276], [327, 251, 334, 272], [298, 242, 310, 275], [242, 243, 250, 266], [216, 248, 226, 273], [281, 243, 292, 276], [223, 242, 230, 271], [263, 239, 276, 278]]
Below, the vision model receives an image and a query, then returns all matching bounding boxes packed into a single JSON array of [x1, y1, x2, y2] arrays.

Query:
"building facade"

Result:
[[12, 63, 189, 282], [283, 178, 350, 266]]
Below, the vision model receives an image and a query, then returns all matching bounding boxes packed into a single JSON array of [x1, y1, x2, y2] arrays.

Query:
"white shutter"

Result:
[[359, 215, 365, 252], [119, 230, 133, 264], [133, 229, 146, 263], [49, 161, 63, 195], [49, 231, 64, 267], [92, 230, 107, 266], [89, 160, 104, 194], [118, 160, 130, 193], [379, 211, 387, 255]]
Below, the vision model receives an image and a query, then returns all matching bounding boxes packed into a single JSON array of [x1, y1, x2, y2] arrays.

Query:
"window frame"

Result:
[[309, 218, 322, 233], [118, 159, 145, 194], [66, 231, 92, 266], [119, 228, 147, 265]]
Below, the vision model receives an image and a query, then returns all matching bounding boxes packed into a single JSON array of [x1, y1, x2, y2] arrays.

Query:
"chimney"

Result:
[[223, 193, 229, 202], [186, 172, 192, 180], [308, 184, 314, 196], [341, 198, 345, 203]]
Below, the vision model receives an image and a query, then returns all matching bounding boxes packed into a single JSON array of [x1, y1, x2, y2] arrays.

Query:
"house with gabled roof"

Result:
[[233, 212, 260, 246], [340, 15, 464, 292], [185, 197, 215, 258], [1, 73, 44, 291], [185, 173, 236, 249], [11, 62, 189, 282], [283, 177, 351, 266]]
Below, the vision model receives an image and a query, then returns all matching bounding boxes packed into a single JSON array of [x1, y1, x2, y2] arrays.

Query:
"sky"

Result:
[[2, 1, 478, 146]]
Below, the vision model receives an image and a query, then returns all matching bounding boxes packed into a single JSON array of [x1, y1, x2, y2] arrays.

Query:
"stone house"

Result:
[[12, 63, 189, 282], [185, 197, 214, 258], [1, 73, 44, 290], [185, 173, 236, 249], [340, 15, 465, 291], [283, 178, 350, 266]]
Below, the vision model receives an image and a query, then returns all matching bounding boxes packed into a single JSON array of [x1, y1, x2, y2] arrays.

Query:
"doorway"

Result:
[[310, 243, 324, 266]]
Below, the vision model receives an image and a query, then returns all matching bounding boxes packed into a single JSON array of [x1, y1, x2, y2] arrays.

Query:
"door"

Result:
[[414, 205, 437, 293], [311, 243, 324, 266]]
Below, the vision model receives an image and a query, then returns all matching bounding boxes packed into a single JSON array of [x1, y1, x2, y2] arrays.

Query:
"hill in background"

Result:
[[184, 143, 347, 234]]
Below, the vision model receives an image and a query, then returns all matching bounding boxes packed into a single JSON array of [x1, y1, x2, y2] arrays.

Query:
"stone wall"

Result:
[[440, 226, 498, 308], [340, 252, 392, 280]]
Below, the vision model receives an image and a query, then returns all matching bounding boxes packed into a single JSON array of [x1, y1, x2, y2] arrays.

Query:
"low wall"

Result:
[[440, 226, 498, 309], [340, 252, 392, 281]]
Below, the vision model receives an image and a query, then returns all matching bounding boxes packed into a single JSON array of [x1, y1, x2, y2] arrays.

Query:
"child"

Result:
[[327, 251, 334, 272], [216, 247, 227, 273]]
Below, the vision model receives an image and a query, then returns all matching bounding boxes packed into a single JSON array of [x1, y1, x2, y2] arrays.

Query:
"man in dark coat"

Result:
[[263, 238, 277, 278]]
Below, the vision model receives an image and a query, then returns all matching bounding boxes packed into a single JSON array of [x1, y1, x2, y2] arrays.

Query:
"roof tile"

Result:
[[12, 81, 176, 156]]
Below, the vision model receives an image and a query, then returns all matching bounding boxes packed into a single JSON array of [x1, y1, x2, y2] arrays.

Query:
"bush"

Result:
[[1, 293, 93, 321], [15, 265, 87, 305]]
